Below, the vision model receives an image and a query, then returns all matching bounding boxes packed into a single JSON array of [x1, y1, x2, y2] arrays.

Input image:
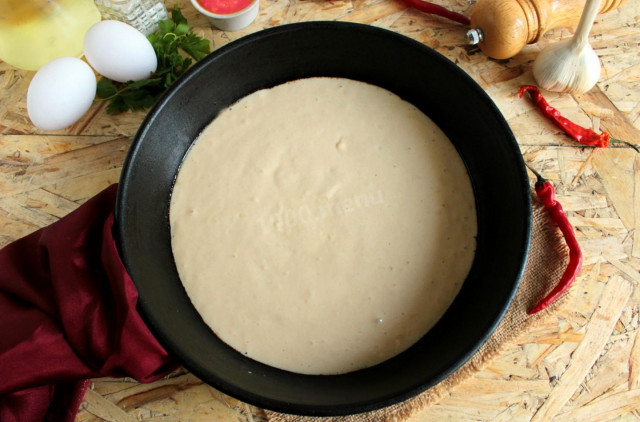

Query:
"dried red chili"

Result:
[[399, 0, 470, 25], [519, 85, 639, 152], [526, 164, 583, 315]]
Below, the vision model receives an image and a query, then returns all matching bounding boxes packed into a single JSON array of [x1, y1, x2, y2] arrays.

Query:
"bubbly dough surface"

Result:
[[170, 77, 477, 374]]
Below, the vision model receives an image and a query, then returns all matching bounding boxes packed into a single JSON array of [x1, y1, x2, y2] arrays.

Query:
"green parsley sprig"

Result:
[[96, 5, 211, 114]]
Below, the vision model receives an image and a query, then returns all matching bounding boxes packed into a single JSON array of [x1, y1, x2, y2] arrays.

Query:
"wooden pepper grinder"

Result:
[[466, 0, 627, 59]]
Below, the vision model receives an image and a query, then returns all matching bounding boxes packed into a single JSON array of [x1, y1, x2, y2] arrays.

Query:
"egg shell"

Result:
[[27, 57, 97, 131], [84, 20, 157, 83]]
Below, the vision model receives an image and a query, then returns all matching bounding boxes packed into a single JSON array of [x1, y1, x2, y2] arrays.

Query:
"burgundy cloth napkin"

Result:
[[0, 184, 176, 422]]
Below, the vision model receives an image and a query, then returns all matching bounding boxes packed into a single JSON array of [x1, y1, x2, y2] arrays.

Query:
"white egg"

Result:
[[84, 20, 157, 83], [27, 57, 97, 131]]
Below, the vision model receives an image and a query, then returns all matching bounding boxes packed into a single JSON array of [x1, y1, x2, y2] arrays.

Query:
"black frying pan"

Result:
[[116, 22, 531, 416]]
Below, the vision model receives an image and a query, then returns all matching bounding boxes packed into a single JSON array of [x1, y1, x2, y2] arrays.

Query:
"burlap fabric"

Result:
[[268, 191, 569, 422]]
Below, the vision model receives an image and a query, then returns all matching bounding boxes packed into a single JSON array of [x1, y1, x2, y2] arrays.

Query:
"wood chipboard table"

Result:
[[1, 0, 639, 420]]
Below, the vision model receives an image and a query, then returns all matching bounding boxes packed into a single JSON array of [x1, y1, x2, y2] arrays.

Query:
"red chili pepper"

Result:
[[526, 165, 583, 315], [399, 0, 470, 25], [519, 85, 639, 152]]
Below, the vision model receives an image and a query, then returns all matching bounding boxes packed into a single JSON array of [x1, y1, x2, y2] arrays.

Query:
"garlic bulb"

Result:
[[532, 0, 602, 94]]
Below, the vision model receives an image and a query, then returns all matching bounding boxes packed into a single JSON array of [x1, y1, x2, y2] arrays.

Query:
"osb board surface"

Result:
[[1, 0, 639, 420]]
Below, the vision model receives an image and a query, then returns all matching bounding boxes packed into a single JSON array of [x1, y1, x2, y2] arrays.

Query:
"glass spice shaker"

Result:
[[93, 0, 169, 35]]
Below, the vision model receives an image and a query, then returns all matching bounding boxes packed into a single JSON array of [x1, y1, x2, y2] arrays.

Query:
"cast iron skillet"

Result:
[[116, 22, 531, 416]]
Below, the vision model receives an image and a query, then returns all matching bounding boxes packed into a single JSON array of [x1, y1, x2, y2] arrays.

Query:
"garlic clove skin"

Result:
[[532, 0, 602, 94], [532, 39, 601, 94]]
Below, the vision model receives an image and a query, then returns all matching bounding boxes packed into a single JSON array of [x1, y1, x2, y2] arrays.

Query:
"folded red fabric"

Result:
[[0, 184, 176, 422]]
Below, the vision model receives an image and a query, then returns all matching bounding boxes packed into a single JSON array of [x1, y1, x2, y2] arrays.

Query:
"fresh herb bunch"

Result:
[[96, 5, 211, 114]]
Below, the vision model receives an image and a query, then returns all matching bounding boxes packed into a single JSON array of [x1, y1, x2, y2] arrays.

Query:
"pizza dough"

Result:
[[170, 77, 477, 374]]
